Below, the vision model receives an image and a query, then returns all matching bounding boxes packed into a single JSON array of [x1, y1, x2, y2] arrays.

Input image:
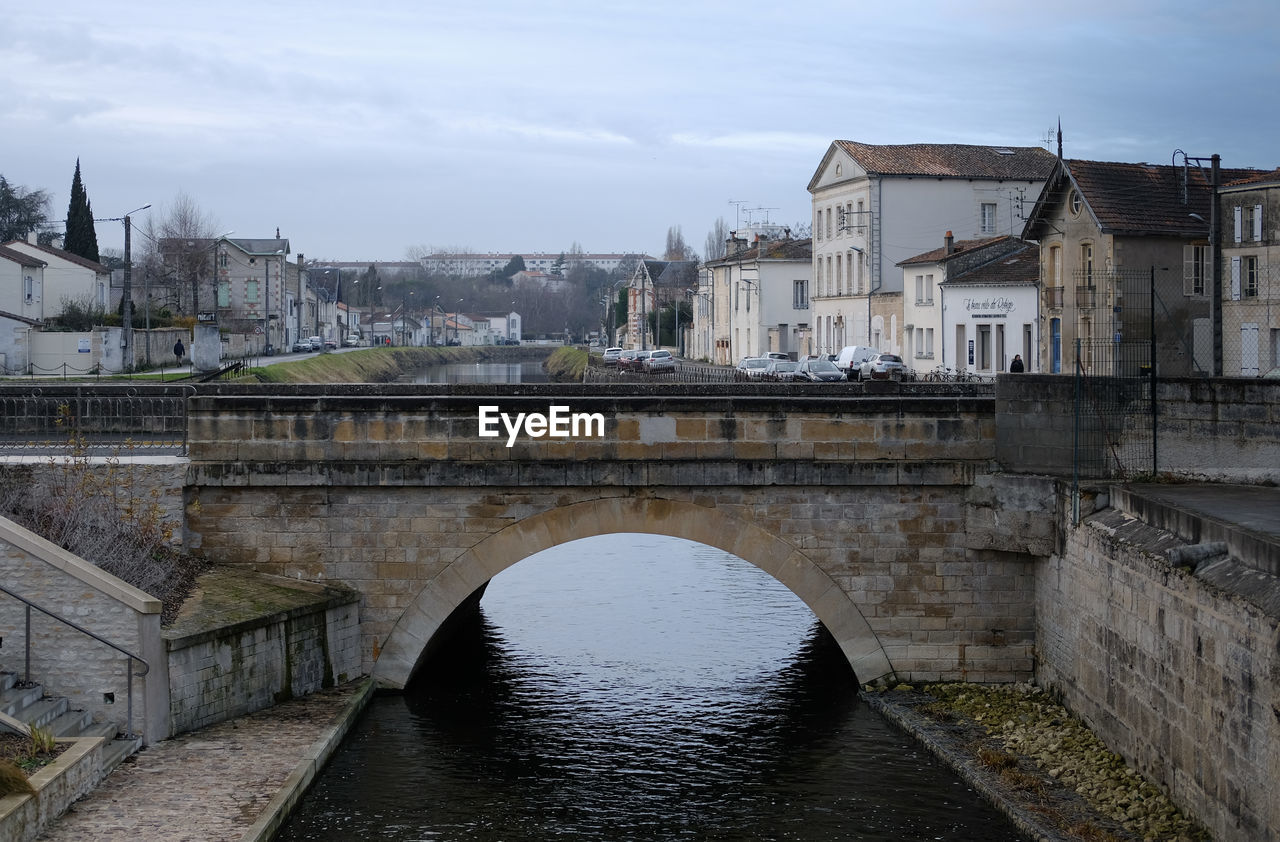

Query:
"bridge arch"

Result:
[[373, 496, 895, 689]]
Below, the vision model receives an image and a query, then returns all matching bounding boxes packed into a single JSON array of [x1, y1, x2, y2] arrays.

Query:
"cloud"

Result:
[[670, 132, 829, 156]]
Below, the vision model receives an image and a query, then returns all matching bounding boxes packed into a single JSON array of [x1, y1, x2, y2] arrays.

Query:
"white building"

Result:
[[701, 232, 812, 362], [422, 252, 651, 277], [807, 141, 1055, 357], [2, 238, 111, 317], [917, 236, 1041, 374]]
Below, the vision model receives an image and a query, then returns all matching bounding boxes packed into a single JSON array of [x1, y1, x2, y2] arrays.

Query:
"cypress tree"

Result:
[[63, 159, 100, 262]]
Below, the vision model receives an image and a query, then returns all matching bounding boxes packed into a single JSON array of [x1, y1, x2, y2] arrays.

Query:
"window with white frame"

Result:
[[1184, 244, 1208, 296], [1244, 256, 1259, 298], [826, 208, 832, 239], [925, 328, 934, 357], [815, 210, 822, 241], [827, 256, 834, 296], [981, 203, 997, 234]]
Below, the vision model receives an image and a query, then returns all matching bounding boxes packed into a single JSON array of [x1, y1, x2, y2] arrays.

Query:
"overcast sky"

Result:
[[5, 1, 1278, 262]]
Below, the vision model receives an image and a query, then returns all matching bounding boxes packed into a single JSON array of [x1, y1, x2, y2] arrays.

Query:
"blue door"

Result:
[[1050, 318, 1061, 373]]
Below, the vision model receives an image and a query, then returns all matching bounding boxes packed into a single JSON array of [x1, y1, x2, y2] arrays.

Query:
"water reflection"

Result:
[[403, 361, 551, 384], [276, 537, 1024, 841]]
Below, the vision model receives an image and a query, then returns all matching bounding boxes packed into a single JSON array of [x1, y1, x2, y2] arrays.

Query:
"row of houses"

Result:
[[665, 137, 1276, 377], [0, 233, 522, 374]]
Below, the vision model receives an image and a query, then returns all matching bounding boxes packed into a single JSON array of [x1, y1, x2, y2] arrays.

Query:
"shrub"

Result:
[[0, 760, 35, 797]]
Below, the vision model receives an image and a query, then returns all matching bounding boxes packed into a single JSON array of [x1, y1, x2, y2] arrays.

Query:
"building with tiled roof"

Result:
[[697, 233, 813, 362], [1217, 168, 1280, 375], [2, 238, 110, 318], [807, 141, 1055, 357], [623, 259, 699, 350], [1021, 157, 1264, 376]]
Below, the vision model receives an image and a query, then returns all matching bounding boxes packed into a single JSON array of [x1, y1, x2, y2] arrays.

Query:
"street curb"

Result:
[[238, 678, 378, 842]]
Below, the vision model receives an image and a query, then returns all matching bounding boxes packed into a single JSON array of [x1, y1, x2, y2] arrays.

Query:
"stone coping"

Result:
[[0, 518, 161, 615], [0, 737, 104, 842], [1112, 483, 1280, 577], [164, 569, 360, 652], [237, 678, 376, 842]]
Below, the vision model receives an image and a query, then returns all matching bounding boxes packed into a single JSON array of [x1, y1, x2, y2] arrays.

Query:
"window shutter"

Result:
[[1183, 245, 1194, 295], [1230, 256, 1241, 301], [1254, 204, 1264, 242], [1234, 206, 1243, 243]]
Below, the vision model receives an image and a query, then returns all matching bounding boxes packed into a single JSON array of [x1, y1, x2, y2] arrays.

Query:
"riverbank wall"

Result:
[[1036, 504, 1279, 841]]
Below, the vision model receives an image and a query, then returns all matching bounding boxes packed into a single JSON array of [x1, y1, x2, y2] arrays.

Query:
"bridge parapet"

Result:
[[186, 384, 996, 488]]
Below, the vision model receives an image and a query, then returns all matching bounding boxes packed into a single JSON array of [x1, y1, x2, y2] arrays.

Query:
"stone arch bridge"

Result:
[[183, 383, 1058, 689]]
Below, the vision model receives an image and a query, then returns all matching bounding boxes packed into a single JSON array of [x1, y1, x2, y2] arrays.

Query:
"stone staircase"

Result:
[[0, 669, 141, 774]]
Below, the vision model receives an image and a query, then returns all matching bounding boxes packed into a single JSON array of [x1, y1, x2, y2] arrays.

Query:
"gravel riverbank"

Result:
[[864, 682, 1209, 842]]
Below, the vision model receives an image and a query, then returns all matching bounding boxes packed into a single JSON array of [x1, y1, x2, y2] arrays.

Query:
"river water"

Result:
[[276, 535, 1023, 841], [401, 360, 552, 384]]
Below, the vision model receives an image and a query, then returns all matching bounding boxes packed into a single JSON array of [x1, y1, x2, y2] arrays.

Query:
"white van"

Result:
[[835, 345, 879, 380]]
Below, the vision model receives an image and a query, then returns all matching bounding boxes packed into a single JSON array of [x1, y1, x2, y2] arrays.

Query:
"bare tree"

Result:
[[664, 225, 697, 261], [138, 193, 221, 315], [703, 217, 729, 261]]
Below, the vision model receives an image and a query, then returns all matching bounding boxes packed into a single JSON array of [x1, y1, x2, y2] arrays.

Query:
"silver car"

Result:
[[860, 353, 907, 380]]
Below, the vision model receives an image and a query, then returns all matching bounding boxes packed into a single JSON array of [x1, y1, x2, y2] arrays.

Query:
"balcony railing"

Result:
[[1076, 286, 1097, 309], [1046, 286, 1064, 309]]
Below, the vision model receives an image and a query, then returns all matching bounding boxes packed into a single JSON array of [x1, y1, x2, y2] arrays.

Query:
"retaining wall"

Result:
[[0, 518, 166, 745], [1036, 510, 1280, 841], [163, 575, 361, 736]]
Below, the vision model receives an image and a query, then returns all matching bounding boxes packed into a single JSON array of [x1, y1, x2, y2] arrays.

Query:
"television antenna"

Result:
[[728, 199, 750, 229], [744, 207, 777, 225]]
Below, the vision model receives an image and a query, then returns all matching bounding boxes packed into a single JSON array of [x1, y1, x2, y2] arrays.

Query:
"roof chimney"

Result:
[[944, 231, 954, 255]]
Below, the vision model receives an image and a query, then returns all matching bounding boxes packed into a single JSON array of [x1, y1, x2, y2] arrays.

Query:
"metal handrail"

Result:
[[0, 583, 148, 739]]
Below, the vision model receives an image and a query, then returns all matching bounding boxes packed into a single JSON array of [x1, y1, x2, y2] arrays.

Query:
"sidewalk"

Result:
[[37, 680, 374, 842]]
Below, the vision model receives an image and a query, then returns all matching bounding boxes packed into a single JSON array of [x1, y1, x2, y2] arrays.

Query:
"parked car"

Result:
[[630, 350, 653, 370], [735, 357, 769, 379], [764, 351, 791, 362], [602, 347, 623, 366], [343, 333, 361, 347], [291, 339, 310, 353], [796, 358, 846, 382], [860, 352, 908, 380], [835, 345, 879, 380], [307, 335, 324, 351], [617, 349, 640, 370], [644, 349, 675, 373], [324, 338, 338, 350], [765, 359, 799, 380]]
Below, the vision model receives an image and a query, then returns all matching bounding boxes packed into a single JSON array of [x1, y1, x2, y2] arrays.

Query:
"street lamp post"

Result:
[[114, 204, 151, 371], [454, 299, 464, 345]]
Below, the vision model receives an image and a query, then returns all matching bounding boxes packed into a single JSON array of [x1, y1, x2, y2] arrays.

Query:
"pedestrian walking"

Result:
[[174, 338, 185, 362], [1009, 354, 1024, 373]]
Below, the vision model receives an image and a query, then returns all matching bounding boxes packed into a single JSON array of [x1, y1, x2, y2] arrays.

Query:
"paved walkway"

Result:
[[38, 680, 372, 842]]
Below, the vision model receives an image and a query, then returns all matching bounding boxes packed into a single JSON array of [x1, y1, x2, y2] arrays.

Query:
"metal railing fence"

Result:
[[0, 584, 148, 738], [0, 386, 193, 454]]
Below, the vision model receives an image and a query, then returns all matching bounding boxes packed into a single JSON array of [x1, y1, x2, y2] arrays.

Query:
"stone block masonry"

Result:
[[0, 517, 165, 744], [182, 385, 1053, 691], [163, 570, 361, 736], [1036, 509, 1279, 841]]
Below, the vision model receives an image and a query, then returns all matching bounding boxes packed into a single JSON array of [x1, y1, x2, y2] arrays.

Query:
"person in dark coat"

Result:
[[1009, 354, 1024, 373], [174, 339, 185, 361]]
